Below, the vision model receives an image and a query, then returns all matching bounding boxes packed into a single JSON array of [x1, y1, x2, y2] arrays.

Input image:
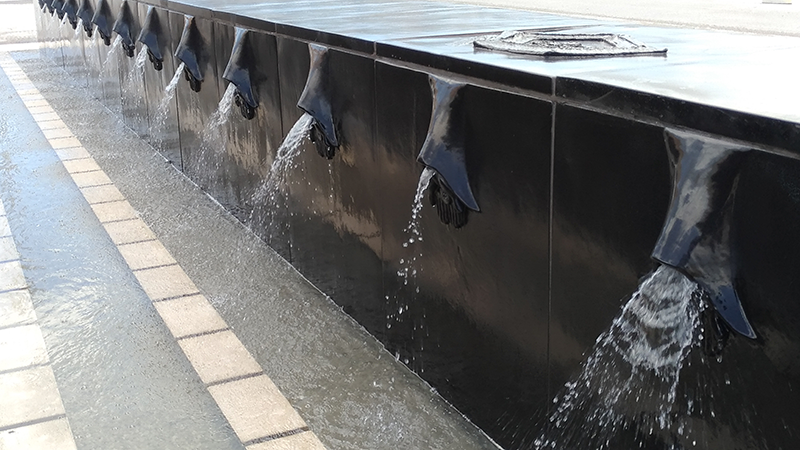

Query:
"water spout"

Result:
[[222, 27, 258, 120], [90, 0, 114, 45], [174, 15, 204, 93], [76, 0, 94, 37], [137, 6, 164, 71], [52, 0, 65, 19], [62, 0, 79, 29], [112, 0, 137, 58], [297, 44, 338, 159], [416, 75, 480, 228], [651, 128, 755, 339]]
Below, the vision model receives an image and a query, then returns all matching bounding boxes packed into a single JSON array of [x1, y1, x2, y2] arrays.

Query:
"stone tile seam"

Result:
[[0, 53, 324, 450], [0, 414, 68, 434], [0, 361, 51, 377]]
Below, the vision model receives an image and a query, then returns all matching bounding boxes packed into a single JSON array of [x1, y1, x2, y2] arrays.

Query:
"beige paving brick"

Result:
[[80, 184, 124, 204], [62, 158, 101, 174], [179, 330, 262, 385], [0, 236, 19, 261], [133, 264, 199, 301], [42, 127, 73, 140], [154, 294, 228, 339], [28, 105, 54, 116], [209, 375, 307, 443], [90, 200, 138, 223], [0, 366, 65, 429], [31, 112, 59, 122], [117, 239, 176, 270], [70, 170, 112, 188], [248, 432, 326, 450], [56, 147, 91, 161], [48, 136, 82, 150], [0, 325, 49, 372], [0, 290, 36, 329], [0, 417, 77, 450], [103, 218, 156, 245], [23, 98, 48, 108], [0, 260, 26, 291], [16, 88, 38, 97], [36, 119, 66, 131]]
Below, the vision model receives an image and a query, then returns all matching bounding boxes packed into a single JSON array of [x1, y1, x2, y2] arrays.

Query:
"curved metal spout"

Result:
[[137, 6, 164, 71], [417, 75, 480, 228], [652, 128, 755, 339], [112, 0, 136, 57], [91, 0, 114, 45], [222, 27, 257, 120], [52, 0, 65, 19], [62, 0, 79, 29], [297, 44, 338, 158], [174, 15, 204, 92], [45, 0, 55, 15], [76, 0, 94, 37]]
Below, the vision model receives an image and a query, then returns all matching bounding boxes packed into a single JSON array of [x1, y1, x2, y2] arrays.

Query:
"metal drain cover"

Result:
[[473, 31, 667, 58]]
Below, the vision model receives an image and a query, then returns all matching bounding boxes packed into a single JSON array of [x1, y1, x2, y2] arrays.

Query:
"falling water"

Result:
[[385, 167, 436, 370], [535, 265, 704, 449], [100, 35, 123, 74], [149, 62, 185, 147], [247, 113, 314, 234], [121, 48, 148, 96], [194, 83, 237, 179]]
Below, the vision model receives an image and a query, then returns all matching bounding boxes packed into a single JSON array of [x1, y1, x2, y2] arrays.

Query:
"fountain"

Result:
[[33, 2, 800, 448]]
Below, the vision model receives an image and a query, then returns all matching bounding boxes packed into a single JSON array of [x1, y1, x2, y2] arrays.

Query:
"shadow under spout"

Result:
[[652, 128, 755, 339]]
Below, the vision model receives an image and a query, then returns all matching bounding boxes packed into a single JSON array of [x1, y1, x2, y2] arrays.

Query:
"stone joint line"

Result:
[[0, 52, 326, 450]]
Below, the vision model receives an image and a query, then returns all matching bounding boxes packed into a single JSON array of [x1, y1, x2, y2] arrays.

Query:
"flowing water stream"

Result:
[[247, 113, 314, 240], [535, 265, 704, 449], [148, 61, 185, 150]]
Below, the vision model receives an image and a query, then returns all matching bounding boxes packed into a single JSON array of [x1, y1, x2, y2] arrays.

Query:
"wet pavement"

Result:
[[0, 4, 499, 450]]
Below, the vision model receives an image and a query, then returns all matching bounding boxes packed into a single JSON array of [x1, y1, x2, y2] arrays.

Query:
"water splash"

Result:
[[395, 167, 435, 291], [247, 113, 314, 235], [194, 83, 237, 178], [73, 19, 83, 40], [149, 62, 185, 148], [100, 35, 123, 74], [535, 265, 703, 449]]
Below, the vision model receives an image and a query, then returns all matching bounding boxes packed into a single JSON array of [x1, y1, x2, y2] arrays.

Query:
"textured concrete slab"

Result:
[[117, 239, 177, 270], [209, 375, 308, 443], [154, 294, 229, 339], [179, 331, 264, 385], [90, 200, 139, 223], [0, 260, 26, 291], [0, 290, 36, 329], [0, 417, 77, 450], [0, 325, 49, 372], [0, 367, 65, 429]]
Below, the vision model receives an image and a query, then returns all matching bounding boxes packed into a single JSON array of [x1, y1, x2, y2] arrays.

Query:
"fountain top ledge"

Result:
[[138, 0, 800, 152]]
